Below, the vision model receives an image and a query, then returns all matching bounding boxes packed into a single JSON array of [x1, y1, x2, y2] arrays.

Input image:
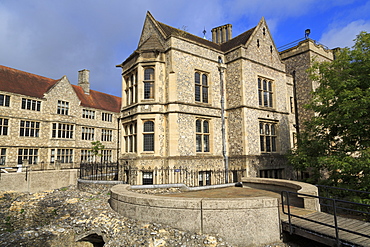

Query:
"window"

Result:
[[51, 149, 73, 163], [81, 149, 95, 163], [20, 120, 40, 137], [258, 78, 273, 108], [0, 94, 10, 107], [102, 112, 113, 122], [0, 118, 9, 135], [199, 171, 211, 186], [0, 148, 6, 165], [52, 123, 74, 139], [22, 98, 41, 111], [82, 109, 95, 119], [260, 122, 277, 153], [143, 68, 154, 99], [196, 119, 210, 152], [18, 149, 38, 165], [101, 150, 112, 163], [124, 122, 137, 152], [290, 97, 294, 113], [57, 100, 69, 115], [82, 127, 94, 140], [143, 121, 154, 151], [195, 72, 209, 103], [260, 169, 283, 179], [126, 71, 138, 105], [101, 129, 113, 142], [142, 172, 153, 185]]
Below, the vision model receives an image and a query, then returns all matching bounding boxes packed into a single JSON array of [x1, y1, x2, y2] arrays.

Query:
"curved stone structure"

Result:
[[242, 177, 320, 211], [110, 184, 281, 247]]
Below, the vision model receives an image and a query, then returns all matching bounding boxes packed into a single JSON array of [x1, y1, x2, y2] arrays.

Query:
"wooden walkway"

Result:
[[281, 208, 370, 246]]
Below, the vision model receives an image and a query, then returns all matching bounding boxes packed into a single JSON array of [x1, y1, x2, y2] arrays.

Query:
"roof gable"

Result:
[[0, 65, 58, 98], [141, 12, 257, 53]]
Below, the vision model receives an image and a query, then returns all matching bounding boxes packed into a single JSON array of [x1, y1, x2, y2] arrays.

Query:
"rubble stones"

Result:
[[0, 186, 291, 246]]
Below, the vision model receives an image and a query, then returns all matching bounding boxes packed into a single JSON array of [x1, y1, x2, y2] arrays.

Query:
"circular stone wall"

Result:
[[110, 184, 281, 247]]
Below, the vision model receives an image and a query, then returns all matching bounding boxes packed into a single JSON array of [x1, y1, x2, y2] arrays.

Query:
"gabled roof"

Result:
[[73, 85, 121, 113], [0, 65, 58, 98], [148, 11, 257, 53], [0, 65, 121, 113]]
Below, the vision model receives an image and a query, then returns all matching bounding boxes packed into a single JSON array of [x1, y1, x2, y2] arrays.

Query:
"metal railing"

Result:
[[277, 37, 330, 52], [79, 162, 245, 186], [79, 162, 119, 181], [281, 190, 370, 246]]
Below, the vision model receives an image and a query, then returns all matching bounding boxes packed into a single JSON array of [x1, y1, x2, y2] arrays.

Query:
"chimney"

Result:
[[211, 24, 232, 44], [78, 69, 90, 95]]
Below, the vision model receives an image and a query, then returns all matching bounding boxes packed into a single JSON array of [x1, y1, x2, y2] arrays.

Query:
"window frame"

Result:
[[0, 94, 10, 107], [20, 120, 40, 137], [259, 121, 278, 153], [196, 119, 210, 153], [80, 149, 95, 163], [0, 148, 6, 165], [258, 77, 274, 108], [57, 100, 69, 115], [82, 109, 95, 119], [195, 71, 209, 103], [81, 127, 95, 141], [50, 148, 73, 164], [18, 148, 38, 165], [102, 112, 113, 122], [143, 120, 154, 152], [52, 123, 74, 139], [101, 129, 113, 142], [124, 121, 137, 153], [143, 67, 155, 100], [21, 98, 41, 111], [125, 70, 138, 105], [0, 118, 9, 135]]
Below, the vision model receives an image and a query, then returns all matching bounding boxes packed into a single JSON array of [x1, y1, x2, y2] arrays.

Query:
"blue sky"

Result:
[[1, 0, 370, 97]]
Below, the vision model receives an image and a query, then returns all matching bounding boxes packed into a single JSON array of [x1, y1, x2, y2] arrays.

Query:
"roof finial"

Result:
[[203, 27, 207, 39]]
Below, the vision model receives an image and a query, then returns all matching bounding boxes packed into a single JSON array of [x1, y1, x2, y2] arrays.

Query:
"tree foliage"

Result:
[[288, 32, 370, 191], [90, 141, 105, 158]]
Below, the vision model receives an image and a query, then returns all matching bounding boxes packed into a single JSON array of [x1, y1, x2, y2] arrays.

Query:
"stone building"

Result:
[[0, 65, 121, 170], [280, 38, 334, 134], [117, 12, 301, 185]]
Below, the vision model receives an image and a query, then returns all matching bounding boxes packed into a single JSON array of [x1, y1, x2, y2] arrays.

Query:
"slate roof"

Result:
[[0, 65, 121, 113]]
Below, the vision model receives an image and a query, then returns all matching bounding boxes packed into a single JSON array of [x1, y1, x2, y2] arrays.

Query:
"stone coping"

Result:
[[241, 177, 320, 211], [111, 184, 278, 210]]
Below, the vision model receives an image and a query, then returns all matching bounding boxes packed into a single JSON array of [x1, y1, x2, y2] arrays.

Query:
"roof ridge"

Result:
[[0, 65, 58, 82]]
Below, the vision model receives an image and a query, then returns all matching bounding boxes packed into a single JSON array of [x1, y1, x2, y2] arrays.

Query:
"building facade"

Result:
[[0, 66, 121, 170], [117, 12, 304, 185]]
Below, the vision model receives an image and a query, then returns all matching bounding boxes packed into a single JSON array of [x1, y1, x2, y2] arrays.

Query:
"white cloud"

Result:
[[319, 20, 370, 48]]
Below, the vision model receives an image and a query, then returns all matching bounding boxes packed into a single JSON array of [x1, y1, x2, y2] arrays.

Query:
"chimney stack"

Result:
[[78, 69, 90, 95], [211, 24, 232, 44]]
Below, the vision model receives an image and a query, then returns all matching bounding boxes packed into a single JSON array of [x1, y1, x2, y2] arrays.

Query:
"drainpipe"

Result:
[[218, 57, 228, 184], [292, 71, 300, 142]]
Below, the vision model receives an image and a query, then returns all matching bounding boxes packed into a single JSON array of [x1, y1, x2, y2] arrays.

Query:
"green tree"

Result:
[[288, 32, 370, 192], [90, 141, 105, 160]]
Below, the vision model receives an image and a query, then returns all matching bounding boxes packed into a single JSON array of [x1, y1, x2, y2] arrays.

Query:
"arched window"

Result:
[[124, 122, 137, 153], [258, 77, 273, 108], [143, 121, 154, 151], [260, 122, 277, 153], [196, 119, 210, 152], [195, 72, 209, 103]]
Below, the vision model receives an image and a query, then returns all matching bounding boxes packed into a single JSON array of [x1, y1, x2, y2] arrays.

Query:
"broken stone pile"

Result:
[[0, 186, 291, 247]]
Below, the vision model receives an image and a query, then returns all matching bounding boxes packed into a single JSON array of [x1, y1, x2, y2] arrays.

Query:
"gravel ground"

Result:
[[0, 186, 292, 247]]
